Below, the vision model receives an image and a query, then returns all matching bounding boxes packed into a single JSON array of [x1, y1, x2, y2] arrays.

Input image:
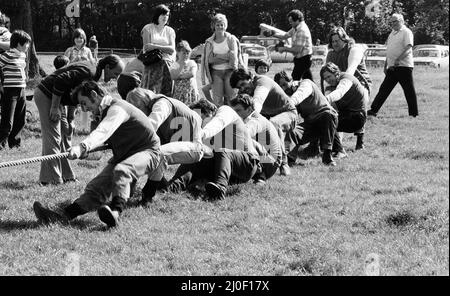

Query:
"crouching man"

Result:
[[167, 99, 260, 200], [287, 77, 339, 166], [33, 80, 164, 227], [229, 94, 283, 184]]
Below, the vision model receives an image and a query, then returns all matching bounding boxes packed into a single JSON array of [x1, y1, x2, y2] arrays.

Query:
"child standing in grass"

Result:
[[0, 30, 31, 150], [170, 40, 199, 104], [64, 28, 95, 133]]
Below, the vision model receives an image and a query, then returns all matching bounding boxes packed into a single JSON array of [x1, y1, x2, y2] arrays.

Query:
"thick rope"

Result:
[[0, 145, 110, 169]]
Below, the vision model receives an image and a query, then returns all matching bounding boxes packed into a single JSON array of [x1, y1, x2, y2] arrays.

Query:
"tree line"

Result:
[[0, 0, 448, 54]]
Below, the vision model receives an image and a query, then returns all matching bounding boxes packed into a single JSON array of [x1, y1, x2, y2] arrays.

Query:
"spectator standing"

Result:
[[170, 40, 199, 104], [201, 13, 243, 106], [64, 28, 96, 133], [368, 13, 418, 117], [268, 10, 313, 81], [0, 30, 31, 150], [140, 4, 175, 97]]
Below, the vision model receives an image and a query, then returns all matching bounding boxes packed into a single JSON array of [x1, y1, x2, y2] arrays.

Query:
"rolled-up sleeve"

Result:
[[82, 105, 129, 151]]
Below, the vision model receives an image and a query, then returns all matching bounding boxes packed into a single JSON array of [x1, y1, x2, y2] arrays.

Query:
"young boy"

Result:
[[254, 59, 270, 75], [0, 30, 31, 150]]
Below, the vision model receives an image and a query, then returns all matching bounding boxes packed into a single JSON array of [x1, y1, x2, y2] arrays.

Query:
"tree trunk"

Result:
[[23, 0, 44, 78]]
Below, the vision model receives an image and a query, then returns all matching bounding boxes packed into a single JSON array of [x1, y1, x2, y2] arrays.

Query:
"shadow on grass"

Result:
[[0, 219, 40, 232], [0, 181, 35, 191], [385, 210, 418, 227]]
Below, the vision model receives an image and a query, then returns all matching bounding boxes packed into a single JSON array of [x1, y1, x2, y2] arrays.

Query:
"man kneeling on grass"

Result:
[[33, 80, 164, 228], [229, 94, 283, 185], [165, 99, 260, 200]]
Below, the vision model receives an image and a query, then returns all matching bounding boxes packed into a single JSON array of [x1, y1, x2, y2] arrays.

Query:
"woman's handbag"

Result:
[[137, 49, 163, 66]]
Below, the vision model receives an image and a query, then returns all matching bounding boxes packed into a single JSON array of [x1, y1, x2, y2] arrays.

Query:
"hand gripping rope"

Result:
[[0, 145, 110, 169]]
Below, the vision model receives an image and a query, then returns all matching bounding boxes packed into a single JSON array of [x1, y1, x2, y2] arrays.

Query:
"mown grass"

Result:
[[0, 57, 448, 275]]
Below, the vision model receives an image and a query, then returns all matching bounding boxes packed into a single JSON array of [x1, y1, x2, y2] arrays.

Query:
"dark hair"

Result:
[[327, 26, 355, 49], [229, 94, 254, 110], [287, 10, 304, 22], [255, 59, 270, 71], [273, 70, 292, 85], [152, 4, 170, 25], [230, 68, 252, 88], [320, 62, 341, 79], [189, 99, 217, 115], [53, 55, 70, 69], [73, 28, 87, 46], [72, 80, 106, 104], [94, 54, 122, 81], [10, 30, 32, 49]]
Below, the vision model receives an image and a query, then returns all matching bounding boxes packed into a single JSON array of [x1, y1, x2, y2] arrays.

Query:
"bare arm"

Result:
[[346, 46, 364, 75]]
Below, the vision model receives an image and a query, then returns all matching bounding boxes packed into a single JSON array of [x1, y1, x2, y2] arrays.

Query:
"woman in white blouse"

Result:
[[140, 4, 176, 96]]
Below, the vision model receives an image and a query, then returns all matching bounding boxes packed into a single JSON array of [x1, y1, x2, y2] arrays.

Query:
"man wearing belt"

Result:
[[268, 9, 313, 81]]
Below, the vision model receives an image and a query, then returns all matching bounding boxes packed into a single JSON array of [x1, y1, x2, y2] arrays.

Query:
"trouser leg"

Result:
[[370, 69, 398, 113], [292, 55, 313, 81], [269, 110, 297, 165], [213, 150, 258, 188], [396, 67, 418, 116], [0, 88, 18, 145]]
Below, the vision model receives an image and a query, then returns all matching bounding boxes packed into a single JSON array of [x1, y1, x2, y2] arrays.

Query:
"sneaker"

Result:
[[253, 178, 266, 186], [97, 205, 120, 227], [205, 182, 226, 201], [367, 109, 377, 117], [33, 201, 69, 224], [279, 163, 291, 176]]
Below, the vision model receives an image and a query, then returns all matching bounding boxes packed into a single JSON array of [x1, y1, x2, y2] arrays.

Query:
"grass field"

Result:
[[0, 56, 448, 275]]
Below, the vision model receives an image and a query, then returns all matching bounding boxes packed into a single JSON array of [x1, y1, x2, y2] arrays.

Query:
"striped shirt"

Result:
[[0, 48, 27, 88]]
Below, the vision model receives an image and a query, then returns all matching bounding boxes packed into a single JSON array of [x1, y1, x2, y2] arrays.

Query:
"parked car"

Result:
[[413, 44, 449, 51], [413, 47, 449, 68], [240, 43, 271, 67], [268, 45, 294, 63], [311, 45, 328, 66], [364, 47, 387, 67]]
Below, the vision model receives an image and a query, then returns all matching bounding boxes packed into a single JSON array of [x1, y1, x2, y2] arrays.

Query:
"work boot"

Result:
[[322, 149, 336, 166], [298, 141, 321, 160], [97, 205, 120, 228], [205, 182, 226, 201], [140, 179, 161, 206], [355, 133, 365, 150], [33, 201, 69, 224]]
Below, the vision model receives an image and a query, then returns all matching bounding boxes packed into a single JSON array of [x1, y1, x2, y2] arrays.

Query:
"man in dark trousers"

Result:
[[33, 80, 164, 228], [368, 13, 418, 118]]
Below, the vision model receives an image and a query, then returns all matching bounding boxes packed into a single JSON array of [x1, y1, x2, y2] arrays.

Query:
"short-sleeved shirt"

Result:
[[386, 25, 414, 68], [141, 23, 176, 62], [286, 21, 313, 58]]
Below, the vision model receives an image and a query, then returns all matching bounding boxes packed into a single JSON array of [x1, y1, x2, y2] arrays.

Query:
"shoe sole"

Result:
[[98, 207, 118, 227]]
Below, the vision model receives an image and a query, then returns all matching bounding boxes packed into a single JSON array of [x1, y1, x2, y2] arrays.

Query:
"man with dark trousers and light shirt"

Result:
[[33, 80, 165, 228], [368, 13, 418, 118], [230, 68, 297, 176]]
